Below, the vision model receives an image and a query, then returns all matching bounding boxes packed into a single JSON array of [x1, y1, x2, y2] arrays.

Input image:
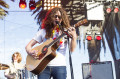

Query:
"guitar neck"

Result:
[[47, 33, 66, 47], [73, 19, 88, 28], [47, 19, 88, 47]]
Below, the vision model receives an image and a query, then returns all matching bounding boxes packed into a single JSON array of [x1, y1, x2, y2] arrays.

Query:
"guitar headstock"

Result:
[[74, 19, 88, 28]]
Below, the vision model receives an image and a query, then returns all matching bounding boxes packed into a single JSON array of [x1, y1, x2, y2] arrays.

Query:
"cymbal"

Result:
[[0, 63, 9, 70]]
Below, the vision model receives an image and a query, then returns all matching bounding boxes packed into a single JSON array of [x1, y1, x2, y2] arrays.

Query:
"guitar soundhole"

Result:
[[38, 45, 48, 60], [42, 45, 48, 54]]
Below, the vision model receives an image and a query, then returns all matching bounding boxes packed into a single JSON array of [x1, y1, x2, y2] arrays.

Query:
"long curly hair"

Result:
[[41, 7, 70, 39]]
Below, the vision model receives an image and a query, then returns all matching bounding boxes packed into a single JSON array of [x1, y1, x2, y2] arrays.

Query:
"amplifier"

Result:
[[82, 61, 114, 79]]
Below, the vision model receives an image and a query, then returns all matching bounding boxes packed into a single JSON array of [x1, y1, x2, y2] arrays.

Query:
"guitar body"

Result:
[[26, 38, 56, 75]]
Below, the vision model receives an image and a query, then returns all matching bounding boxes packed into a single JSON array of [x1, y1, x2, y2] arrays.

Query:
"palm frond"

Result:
[[0, 0, 9, 8], [36, 0, 42, 8], [32, 5, 42, 16], [0, 8, 8, 13], [0, 0, 9, 19], [32, 0, 48, 25]]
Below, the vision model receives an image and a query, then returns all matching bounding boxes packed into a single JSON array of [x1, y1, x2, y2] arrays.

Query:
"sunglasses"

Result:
[[54, 15, 62, 19]]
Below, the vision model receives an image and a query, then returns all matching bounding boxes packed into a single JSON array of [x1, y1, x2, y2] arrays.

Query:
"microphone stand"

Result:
[[67, 36, 74, 79], [57, 22, 74, 79]]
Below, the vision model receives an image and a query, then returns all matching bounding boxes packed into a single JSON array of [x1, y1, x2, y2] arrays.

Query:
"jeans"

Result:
[[37, 66, 67, 79]]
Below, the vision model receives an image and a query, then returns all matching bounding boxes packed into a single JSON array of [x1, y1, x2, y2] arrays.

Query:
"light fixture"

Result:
[[29, 0, 36, 10], [106, 6, 112, 13], [94, 32, 102, 41], [114, 6, 119, 13], [106, 7, 111, 13], [86, 31, 92, 41], [19, 0, 27, 9], [43, 0, 61, 10], [113, 2, 119, 13]]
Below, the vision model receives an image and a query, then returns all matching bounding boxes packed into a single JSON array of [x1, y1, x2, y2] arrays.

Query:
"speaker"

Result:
[[82, 61, 114, 79]]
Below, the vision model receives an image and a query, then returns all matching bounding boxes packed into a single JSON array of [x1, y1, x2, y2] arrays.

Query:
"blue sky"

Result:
[[0, 0, 116, 79]]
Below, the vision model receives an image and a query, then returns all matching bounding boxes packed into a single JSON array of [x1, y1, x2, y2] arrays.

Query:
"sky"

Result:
[[0, 0, 116, 79]]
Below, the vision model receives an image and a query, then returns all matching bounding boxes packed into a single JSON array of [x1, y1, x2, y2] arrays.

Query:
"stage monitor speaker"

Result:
[[82, 61, 114, 79]]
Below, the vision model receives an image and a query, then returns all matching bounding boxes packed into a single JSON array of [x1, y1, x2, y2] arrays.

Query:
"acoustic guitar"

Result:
[[26, 19, 88, 75]]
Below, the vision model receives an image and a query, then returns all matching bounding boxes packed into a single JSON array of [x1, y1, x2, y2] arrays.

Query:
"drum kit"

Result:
[[0, 63, 36, 79], [0, 63, 9, 70]]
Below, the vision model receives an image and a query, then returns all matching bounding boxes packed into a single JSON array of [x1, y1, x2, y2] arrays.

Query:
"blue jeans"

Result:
[[37, 66, 67, 79]]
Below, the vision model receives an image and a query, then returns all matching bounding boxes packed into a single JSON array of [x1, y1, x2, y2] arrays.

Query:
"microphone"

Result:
[[55, 21, 59, 24], [55, 21, 72, 38], [55, 21, 61, 26], [55, 21, 62, 30], [86, 75, 91, 79]]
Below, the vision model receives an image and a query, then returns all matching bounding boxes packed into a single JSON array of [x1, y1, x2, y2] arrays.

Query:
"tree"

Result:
[[0, 0, 9, 19]]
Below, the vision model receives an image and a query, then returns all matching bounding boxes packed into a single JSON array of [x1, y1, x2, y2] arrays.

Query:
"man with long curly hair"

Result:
[[25, 7, 77, 79]]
